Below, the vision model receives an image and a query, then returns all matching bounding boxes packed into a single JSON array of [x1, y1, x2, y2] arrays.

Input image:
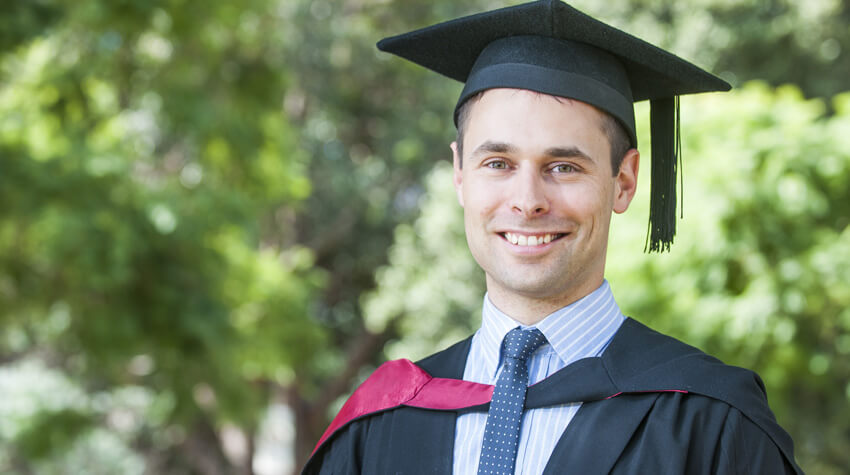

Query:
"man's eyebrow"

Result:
[[471, 140, 519, 157], [544, 146, 594, 161]]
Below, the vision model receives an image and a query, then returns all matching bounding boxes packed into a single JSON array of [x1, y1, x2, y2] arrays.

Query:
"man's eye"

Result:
[[486, 160, 508, 169], [553, 164, 575, 173]]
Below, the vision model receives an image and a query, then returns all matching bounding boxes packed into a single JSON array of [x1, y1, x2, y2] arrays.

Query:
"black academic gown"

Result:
[[304, 318, 803, 474]]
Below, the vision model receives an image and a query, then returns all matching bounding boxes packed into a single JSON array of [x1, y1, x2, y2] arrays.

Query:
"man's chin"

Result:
[[487, 274, 567, 300]]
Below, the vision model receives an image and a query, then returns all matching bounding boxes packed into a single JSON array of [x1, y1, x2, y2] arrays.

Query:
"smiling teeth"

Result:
[[505, 232, 555, 246]]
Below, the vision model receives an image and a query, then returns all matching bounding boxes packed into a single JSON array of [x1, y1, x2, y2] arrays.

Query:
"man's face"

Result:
[[452, 88, 638, 317]]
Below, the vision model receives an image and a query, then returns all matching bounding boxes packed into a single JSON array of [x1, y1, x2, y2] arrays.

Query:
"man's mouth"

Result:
[[500, 232, 567, 247]]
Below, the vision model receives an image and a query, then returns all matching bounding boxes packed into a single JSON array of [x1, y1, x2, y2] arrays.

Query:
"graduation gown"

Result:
[[303, 318, 803, 474]]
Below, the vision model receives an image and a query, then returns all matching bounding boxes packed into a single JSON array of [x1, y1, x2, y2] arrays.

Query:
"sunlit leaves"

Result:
[[0, 0, 320, 469]]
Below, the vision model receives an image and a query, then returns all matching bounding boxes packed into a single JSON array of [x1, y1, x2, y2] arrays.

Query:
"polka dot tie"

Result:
[[477, 327, 547, 475]]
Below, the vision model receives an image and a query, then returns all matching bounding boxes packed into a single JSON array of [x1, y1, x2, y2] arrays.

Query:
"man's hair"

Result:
[[455, 91, 632, 176]]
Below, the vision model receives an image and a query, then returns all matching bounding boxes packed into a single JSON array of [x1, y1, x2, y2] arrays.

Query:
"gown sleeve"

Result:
[[715, 407, 800, 474], [302, 419, 365, 475]]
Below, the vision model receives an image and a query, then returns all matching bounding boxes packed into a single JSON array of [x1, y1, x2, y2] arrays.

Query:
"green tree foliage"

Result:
[[0, 0, 322, 472], [569, 0, 850, 99], [367, 85, 850, 474]]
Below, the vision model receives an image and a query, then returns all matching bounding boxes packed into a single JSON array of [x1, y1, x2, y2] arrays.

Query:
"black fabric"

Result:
[[376, 0, 731, 132], [458, 36, 637, 145], [303, 318, 803, 474]]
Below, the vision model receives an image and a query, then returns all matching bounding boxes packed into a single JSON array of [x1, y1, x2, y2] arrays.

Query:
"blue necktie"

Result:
[[477, 327, 547, 475]]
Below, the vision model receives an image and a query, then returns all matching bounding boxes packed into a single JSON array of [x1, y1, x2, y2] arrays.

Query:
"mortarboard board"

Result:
[[376, 0, 731, 252]]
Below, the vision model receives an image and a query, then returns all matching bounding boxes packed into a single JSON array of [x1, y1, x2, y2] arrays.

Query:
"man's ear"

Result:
[[451, 141, 464, 207], [613, 148, 640, 214]]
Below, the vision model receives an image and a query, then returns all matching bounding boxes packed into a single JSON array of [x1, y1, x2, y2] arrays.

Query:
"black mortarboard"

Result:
[[377, 0, 731, 252]]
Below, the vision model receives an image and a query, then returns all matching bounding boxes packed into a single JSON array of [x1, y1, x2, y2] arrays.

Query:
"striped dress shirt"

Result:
[[453, 280, 626, 474]]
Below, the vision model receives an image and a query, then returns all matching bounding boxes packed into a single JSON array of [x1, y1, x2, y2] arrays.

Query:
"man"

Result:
[[304, 1, 803, 473]]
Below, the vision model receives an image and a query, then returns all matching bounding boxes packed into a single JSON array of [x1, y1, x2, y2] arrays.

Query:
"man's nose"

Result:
[[509, 168, 549, 217]]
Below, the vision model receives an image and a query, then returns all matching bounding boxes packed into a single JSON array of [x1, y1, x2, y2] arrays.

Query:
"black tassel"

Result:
[[645, 96, 681, 253]]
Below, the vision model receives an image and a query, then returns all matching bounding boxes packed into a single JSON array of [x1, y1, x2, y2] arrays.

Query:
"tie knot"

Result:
[[502, 327, 546, 361]]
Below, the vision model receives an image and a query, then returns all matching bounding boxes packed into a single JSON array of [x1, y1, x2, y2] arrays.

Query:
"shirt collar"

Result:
[[478, 280, 625, 379]]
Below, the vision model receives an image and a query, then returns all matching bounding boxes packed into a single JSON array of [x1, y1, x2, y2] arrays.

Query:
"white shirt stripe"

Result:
[[453, 280, 626, 474]]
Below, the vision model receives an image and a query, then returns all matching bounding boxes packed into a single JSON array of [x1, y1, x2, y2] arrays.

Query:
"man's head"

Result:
[[378, 0, 730, 252], [450, 88, 639, 321]]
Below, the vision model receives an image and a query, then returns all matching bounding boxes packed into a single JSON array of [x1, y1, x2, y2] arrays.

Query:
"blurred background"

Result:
[[0, 0, 848, 473]]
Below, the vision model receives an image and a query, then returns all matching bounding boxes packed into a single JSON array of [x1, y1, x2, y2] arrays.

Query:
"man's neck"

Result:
[[485, 277, 605, 326]]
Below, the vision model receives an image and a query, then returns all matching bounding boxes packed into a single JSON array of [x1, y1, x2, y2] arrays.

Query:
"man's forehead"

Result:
[[466, 88, 605, 128], [476, 88, 574, 105], [463, 90, 611, 163]]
